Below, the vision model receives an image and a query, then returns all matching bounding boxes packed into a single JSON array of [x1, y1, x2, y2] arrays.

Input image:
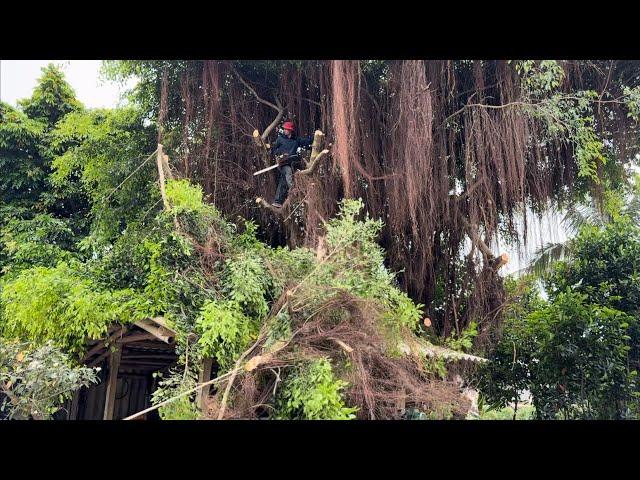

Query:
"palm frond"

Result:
[[526, 241, 570, 277], [562, 203, 605, 234]]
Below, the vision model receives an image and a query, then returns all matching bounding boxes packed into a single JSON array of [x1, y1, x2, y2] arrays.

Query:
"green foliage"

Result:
[[478, 222, 640, 419], [165, 179, 206, 214], [18, 64, 82, 126], [546, 217, 640, 316], [475, 404, 535, 420], [445, 321, 478, 353], [273, 358, 357, 420], [0, 65, 85, 228], [222, 254, 271, 319], [512, 61, 610, 187], [527, 91, 606, 184], [501, 275, 546, 323], [479, 291, 638, 419], [50, 107, 156, 243], [1, 213, 76, 276], [514, 60, 565, 94], [0, 102, 48, 210], [573, 115, 607, 181], [151, 369, 200, 420], [263, 309, 292, 350], [0, 262, 148, 355], [196, 300, 259, 371], [263, 246, 316, 292], [0, 338, 98, 419], [316, 199, 424, 333], [422, 356, 448, 380], [474, 277, 540, 407], [623, 86, 640, 122]]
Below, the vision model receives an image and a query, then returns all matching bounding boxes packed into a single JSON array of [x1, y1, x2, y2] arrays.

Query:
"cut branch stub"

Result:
[[491, 252, 509, 271], [309, 130, 325, 163], [253, 129, 275, 168], [256, 196, 284, 216], [299, 129, 330, 175]]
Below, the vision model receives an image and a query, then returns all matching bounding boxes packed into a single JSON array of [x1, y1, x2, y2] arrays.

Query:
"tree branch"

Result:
[[299, 149, 329, 175], [231, 65, 284, 142], [232, 66, 280, 112], [256, 196, 284, 215], [298, 130, 330, 175], [458, 214, 508, 270], [260, 99, 284, 142]]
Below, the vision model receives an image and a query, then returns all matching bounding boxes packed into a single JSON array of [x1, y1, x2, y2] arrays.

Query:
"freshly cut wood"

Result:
[[252, 129, 263, 147], [134, 318, 175, 344], [309, 130, 325, 163], [244, 354, 270, 372], [492, 252, 509, 270], [255, 197, 283, 214], [331, 338, 354, 353], [156, 144, 170, 211], [245, 339, 289, 371]]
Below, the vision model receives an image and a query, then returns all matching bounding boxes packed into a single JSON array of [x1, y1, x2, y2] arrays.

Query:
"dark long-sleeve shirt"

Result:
[[271, 133, 313, 166]]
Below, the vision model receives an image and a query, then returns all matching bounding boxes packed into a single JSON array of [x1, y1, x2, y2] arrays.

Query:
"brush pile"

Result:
[[153, 178, 478, 419]]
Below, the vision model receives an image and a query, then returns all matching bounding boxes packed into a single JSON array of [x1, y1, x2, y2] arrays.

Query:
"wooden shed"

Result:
[[65, 317, 178, 420]]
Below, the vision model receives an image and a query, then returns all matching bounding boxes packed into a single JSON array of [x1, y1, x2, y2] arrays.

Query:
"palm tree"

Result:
[[526, 172, 640, 276]]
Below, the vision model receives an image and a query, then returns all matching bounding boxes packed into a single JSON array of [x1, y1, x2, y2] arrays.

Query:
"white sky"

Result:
[[0, 60, 136, 109]]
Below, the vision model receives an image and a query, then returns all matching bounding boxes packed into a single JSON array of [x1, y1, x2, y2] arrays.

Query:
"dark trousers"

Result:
[[274, 165, 294, 204]]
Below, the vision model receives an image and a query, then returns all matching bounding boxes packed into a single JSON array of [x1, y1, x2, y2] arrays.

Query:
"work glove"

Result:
[[277, 153, 289, 166]]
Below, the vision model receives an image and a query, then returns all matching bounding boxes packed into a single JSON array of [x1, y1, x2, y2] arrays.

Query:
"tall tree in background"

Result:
[[104, 60, 640, 343]]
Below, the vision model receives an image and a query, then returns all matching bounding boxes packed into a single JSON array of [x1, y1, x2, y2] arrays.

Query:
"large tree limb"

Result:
[[260, 99, 284, 142], [298, 149, 329, 175], [298, 130, 330, 175], [458, 215, 509, 271], [232, 65, 284, 142]]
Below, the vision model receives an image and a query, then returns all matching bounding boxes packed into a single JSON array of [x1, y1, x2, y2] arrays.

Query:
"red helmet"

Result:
[[282, 121, 295, 132]]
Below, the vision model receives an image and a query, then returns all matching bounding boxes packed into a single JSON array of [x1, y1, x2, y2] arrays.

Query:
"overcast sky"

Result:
[[0, 60, 135, 108]]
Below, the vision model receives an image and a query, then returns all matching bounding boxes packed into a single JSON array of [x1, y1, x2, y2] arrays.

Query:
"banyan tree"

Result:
[[108, 59, 640, 346]]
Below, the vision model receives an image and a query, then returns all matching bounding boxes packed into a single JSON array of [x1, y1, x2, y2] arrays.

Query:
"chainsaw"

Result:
[[253, 151, 303, 177]]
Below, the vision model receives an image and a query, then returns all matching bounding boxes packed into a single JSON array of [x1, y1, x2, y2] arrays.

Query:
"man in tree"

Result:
[[270, 121, 313, 208]]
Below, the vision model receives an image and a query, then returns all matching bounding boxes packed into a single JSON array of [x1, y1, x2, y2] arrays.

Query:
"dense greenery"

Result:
[[0, 67, 435, 418], [2, 62, 640, 420], [0, 65, 157, 415], [0, 338, 98, 419], [478, 219, 640, 419], [273, 359, 358, 420]]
